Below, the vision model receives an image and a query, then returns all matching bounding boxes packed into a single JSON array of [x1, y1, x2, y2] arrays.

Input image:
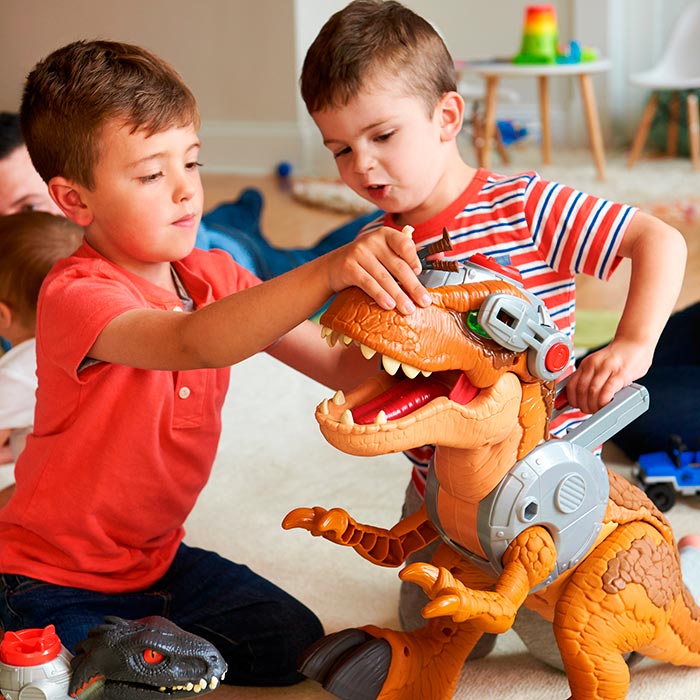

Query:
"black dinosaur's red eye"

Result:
[[143, 649, 165, 664]]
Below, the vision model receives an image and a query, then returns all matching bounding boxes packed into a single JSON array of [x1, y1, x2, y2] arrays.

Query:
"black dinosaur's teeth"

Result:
[[158, 676, 222, 694]]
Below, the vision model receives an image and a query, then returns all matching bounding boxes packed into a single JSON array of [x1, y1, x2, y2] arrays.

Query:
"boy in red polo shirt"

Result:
[[0, 39, 430, 689]]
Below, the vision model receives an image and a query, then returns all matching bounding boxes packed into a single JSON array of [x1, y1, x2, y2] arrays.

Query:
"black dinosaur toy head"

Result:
[[69, 616, 227, 700]]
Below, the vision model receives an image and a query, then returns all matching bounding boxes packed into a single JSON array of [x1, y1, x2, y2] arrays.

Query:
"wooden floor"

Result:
[[201, 172, 700, 314]]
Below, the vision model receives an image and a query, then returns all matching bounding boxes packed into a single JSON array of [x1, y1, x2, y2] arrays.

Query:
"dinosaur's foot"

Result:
[[299, 628, 390, 700], [300, 622, 482, 700]]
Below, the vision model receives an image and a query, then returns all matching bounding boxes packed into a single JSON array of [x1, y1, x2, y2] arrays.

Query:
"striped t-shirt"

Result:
[[360, 168, 637, 496]]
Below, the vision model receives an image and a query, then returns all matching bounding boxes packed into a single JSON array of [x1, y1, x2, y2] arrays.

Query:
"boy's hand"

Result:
[[327, 225, 431, 314], [565, 339, 653, 414]]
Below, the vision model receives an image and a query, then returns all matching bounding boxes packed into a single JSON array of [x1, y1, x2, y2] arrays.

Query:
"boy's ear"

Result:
[[48, 177, 94, 227], [0, 301, 12, 331], [437, 91, 465, 142]]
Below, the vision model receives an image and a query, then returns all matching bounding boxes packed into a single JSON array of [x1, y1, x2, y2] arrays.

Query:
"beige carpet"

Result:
[[494, 144, 700, 207], [188, 351, 700, 700]]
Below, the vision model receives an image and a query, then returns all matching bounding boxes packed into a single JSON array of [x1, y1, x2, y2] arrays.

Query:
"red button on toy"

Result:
[[545, 342, 570, 373]]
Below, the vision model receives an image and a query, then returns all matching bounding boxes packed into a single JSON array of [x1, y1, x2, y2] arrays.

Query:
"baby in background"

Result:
[[0, 211, 82, 503]]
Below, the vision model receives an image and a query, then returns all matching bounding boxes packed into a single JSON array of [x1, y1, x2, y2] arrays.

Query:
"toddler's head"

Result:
[[301, 0, 456, 117], [0, 211, 82, 329], [20, 40, 200, 190]]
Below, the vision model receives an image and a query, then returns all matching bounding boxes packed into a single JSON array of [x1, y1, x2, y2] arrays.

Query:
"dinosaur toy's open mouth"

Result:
[[73, 675, 222, 700], [349, 370, 478, 425], [318, 325, 480, 427]]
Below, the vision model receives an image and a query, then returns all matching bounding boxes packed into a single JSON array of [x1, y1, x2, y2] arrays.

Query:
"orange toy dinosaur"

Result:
[[283, 255, 700, 700]]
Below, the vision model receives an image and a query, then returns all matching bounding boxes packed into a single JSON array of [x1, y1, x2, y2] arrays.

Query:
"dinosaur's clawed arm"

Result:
[[401, 526, 558, 633], [283, 504, 439, 567]]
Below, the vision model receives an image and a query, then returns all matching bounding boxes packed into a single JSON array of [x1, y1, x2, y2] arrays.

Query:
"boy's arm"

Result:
[[566, 210, 687, 414], [88, 227, 430, 371]]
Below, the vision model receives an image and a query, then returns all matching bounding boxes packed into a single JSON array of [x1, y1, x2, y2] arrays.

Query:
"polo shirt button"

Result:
[[172, 306, 184, 312], [178, 387, 191, 399]]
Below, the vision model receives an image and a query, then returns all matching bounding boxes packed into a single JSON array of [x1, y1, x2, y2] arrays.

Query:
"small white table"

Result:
[[468, 59, 611, 180]]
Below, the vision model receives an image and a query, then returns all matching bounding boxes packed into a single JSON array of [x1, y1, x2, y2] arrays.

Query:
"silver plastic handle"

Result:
[[552, 379, 650, 452]]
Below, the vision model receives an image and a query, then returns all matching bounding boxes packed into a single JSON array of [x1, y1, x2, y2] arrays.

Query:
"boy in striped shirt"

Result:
[[300, 0, 688, 665]]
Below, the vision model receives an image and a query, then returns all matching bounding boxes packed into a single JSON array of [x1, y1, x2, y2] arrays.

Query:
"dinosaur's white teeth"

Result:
[[374, 410, 387, 425], [360, 343, 376, 360], [319, 398, 329, 414], [185, 683, 194, 691], [379, 353, 429, 378], [401, 363, 420, 379], [321, 327, 340, 347], [199, 679, 208, 692], [382, 355, 400, 375], [332, 390, 346, 405], [342, 334, 353, 346], [340, 409, 354, 425], [209, 678, 219, 690]]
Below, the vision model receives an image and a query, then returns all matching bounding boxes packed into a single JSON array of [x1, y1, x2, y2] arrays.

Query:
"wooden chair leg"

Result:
[[481, 75, 500, 171], [471, 103, 485, 164], [474, 103, 510, 165], [538, 75, 552, 165], [667, 91, 680, 156], [627, 93, 659, 167], [494, 128, 511, 165], [578, 73, 607, 180], [687, 92, 700, 171]]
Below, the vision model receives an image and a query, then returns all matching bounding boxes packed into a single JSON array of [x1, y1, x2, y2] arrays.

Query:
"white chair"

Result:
[[627, 2, 700, 170]]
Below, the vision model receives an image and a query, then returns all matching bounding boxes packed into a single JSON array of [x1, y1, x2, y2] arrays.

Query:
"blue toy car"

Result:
[[634, 435, 700, 512]]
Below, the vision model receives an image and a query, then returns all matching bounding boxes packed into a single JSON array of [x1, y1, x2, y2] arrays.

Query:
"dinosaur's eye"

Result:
[[143, 649, 165, 665], [466, 310, 489, 338]]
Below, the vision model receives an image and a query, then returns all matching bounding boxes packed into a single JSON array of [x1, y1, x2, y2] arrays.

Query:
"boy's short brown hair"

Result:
[[0, 212, 82, 325], [20, 40, 200, 190], [301, 0, 456, 115]]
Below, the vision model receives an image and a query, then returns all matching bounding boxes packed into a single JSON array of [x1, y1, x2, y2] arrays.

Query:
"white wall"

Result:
[[576, 0, 690, 147], [1, 0, 695, 175]]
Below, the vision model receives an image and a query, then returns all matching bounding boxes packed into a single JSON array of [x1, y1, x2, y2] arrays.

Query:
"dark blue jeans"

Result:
[[0, 543, 323, 687], [198, 187, 380, 281]]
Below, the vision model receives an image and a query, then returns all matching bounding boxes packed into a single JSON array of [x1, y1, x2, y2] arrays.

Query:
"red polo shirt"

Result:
[[0, 241, 260, 592]]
